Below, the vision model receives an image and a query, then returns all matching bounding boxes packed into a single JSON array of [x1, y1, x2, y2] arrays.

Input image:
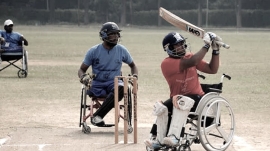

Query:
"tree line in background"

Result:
[[0, 0, 270, 28]]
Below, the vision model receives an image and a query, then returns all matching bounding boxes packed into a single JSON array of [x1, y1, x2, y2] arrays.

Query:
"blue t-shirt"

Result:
[[0, 30, 23, 51], [83, 43, 133, 82]]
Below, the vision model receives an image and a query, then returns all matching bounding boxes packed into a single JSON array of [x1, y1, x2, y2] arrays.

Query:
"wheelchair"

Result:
[[0, 43, 28, 78], [79, 74, 134, 134], [146, 73, 235, 151]]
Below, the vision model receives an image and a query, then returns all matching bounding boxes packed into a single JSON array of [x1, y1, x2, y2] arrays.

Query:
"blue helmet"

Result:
[[99, 22, 121, 39], [162, 32, 187, 57]]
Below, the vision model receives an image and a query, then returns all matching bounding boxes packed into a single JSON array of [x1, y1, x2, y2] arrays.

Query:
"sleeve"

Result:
[[82, 48, 94, 66], [121, 45, 133, 64], [14, 32, 23, 40]]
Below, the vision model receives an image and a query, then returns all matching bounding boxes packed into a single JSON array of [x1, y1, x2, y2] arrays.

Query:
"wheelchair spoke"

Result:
[[217, 125, 229, 142], [204, 124, 216, 133]]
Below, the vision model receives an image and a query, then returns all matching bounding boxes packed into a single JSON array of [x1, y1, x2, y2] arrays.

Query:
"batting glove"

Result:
[[211, 40, 222, 56], [203, 32, 223, 44]]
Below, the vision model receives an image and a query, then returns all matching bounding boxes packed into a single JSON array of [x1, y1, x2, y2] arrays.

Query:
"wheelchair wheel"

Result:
[[178, 144, 191, 151], [127, 125, 133, 134], [18, 69, 27, 78], [82, 122, 91, 134], [18, 50, 28, 78], [127, 84, 133, 130], [79, 87, 84, 127], [197, 96, 235, 151], [145, 146, 174, 151]]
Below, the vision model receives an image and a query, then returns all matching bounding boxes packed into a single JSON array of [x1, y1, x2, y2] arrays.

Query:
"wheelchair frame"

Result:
[[79, 74, 135, 138], [146, 73, 235, 151], [0, 42, 28, 78]]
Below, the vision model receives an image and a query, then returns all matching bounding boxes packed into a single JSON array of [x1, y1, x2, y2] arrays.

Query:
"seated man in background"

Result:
[[0, 19, 28, 53]]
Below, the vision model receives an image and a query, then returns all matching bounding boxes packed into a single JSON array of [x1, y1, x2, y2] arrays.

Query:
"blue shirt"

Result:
[[83, 43, 133, 82], [0, 30, 23, 51]]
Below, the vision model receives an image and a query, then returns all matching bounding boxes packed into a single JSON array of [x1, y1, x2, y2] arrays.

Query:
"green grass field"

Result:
[[1, 25, 270, 150]]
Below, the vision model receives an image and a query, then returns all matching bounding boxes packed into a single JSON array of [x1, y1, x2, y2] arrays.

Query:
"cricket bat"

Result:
[[159, 7, 230, 49]]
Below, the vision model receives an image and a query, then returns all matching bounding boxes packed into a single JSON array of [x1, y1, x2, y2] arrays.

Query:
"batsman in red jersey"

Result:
[[144, 31, 223, 149]]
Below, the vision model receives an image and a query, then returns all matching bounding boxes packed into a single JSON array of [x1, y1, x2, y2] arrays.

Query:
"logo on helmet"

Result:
[[173, 33, 184, 42], [111, 24, 118, 30]]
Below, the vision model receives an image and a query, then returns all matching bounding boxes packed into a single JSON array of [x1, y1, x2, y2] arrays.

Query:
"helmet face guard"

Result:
[[162, 32, 187, 58], [99, 22, 121, 46]]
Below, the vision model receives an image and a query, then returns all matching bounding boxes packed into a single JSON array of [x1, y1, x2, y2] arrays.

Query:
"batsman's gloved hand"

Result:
[[203, 32, 222, 45], [211, 40, 221, 51], [80, 74, 90, 85]]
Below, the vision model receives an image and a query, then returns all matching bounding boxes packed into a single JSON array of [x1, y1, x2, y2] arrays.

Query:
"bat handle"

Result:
[[216, 41, 230, 49]]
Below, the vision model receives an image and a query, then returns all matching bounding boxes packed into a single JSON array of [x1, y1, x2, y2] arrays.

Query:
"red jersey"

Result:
[[161, 53, 206, 97]]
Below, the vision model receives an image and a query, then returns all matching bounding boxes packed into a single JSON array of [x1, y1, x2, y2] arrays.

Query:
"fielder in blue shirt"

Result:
[[78, 22, 138, 126], [0, 19, 28, 53]]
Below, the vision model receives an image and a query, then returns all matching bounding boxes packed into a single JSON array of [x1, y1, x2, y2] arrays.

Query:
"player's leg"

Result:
[[92, 85, 124, 126], [144, 101, 168, 149], [163, 98, 174, 135], [147, 98, 173, 139], [163, 96, 195, 146]]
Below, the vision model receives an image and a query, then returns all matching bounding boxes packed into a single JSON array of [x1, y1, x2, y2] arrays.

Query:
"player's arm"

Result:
[[78, 63, 89, 79], [181, 32, 221, 73], [197, 41, 220, 74], [20, 36, 28, 46], [0, 37, 5, 44], [180, 44, 209, 71], [128, 61, 138, 79]]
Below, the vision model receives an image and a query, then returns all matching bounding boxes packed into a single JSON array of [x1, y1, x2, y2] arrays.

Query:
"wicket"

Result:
[[114, 76, 138, 144]]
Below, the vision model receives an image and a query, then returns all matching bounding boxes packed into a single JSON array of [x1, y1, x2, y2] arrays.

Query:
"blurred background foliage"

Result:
[[0, 0, 270, 28]]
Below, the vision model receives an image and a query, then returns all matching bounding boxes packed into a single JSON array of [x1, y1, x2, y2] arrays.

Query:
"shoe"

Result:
[[91, 116, 105, 126], [163, 135, 179, 146], [144, 138, 162, 150], [149, 134, 157, 141]]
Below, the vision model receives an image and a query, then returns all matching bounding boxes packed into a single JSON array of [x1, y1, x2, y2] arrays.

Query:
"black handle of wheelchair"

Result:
[[198, 73, 205, 79], [223, 73, 231, 80], [221, 73, 231, 83]]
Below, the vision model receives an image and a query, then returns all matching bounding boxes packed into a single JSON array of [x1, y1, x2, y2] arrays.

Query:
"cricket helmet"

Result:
[[99, 22, 121, 39], [162, 32, 187, 57]]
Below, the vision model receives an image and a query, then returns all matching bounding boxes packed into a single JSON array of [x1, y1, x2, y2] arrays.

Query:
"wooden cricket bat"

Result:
[[159, 7, 230, 49]]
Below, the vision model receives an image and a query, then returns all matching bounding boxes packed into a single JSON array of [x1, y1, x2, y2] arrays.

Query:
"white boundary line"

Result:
[[0, 137, 9, 147], [233, 135, 254, 150]]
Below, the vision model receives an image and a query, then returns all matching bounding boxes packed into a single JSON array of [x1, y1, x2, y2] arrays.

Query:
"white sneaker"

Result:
[[163, 135, 179, 147], [91, 116, 104, 126], [144, 138, 163, 150]]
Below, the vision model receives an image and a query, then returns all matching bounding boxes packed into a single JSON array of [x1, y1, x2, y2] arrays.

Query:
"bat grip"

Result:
[[216, 41, 230, 49]]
